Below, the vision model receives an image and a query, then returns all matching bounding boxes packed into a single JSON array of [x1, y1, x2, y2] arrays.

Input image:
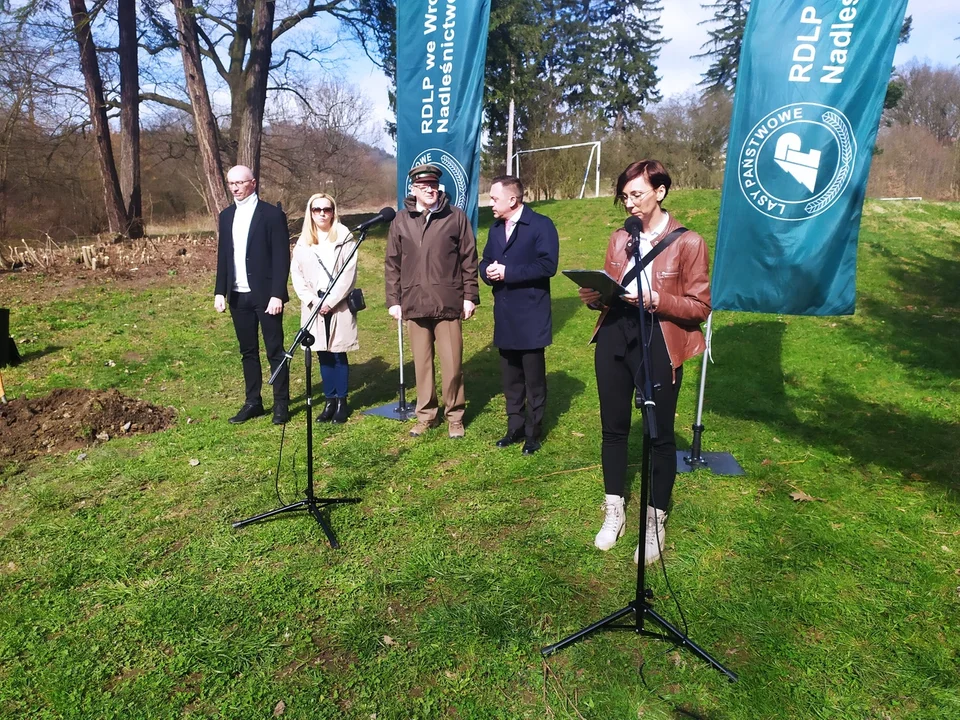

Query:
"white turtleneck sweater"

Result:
[[232, 193, 259, 293]]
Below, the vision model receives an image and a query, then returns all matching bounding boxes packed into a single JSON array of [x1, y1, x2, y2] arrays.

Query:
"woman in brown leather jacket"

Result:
[[578, 159, 711, 565]]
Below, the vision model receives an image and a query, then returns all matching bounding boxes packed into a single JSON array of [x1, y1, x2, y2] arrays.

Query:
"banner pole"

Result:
[[677, 312, 744, 475], [363, 316, 416, 422]]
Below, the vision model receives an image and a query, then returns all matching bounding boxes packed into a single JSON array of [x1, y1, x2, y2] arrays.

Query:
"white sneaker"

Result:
[[634, 506, 667, 565], [594, 495, 626, 550]]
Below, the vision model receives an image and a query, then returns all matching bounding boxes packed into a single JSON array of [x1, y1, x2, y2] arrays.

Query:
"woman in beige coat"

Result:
[[290, 193, 359, 423]]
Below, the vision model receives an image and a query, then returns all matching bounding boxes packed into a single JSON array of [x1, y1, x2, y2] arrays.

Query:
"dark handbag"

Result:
[[346, 288, 366, 313]]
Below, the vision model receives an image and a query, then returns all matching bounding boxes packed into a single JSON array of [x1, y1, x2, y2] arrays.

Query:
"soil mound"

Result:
[[0, 388, 175, 467]]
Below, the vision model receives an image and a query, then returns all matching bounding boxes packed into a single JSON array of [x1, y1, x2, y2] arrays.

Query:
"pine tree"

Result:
[[580, 0, 665, 132], [694, 0, 749, 94]]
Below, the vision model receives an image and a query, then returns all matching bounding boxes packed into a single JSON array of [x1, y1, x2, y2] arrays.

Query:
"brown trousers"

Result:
[[406, 317, 465, 424]]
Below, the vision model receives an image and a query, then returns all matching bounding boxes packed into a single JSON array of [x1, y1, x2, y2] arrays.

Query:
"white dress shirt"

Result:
[[504, 205, 524, 243], [623, 212, 669, 297], [232, 193, 259, 293]]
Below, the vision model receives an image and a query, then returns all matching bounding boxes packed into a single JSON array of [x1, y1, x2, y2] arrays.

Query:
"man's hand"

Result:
[[265, 297, 283, 315], [319, 303, 333, 316], [388, 304, 403, 321], [485, 261, 506, 282], [622, 292, 640, 307], [214, 294, 226, 313], [578, 287, 601, 306], [462, 299, 476, 320]]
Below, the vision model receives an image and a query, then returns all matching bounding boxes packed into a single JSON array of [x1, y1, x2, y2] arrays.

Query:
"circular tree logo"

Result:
[[737, 102, 856, 222], [407, 149, 469, 210]]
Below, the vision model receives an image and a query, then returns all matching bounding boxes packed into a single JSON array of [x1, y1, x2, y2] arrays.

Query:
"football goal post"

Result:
[[510, 141, 601, 199]]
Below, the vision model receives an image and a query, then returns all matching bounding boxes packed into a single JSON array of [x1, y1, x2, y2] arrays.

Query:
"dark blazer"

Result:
[[215, 198, 290, 305], [479, 205, 559, 350]]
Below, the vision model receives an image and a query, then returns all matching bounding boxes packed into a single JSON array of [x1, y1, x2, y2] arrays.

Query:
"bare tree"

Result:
[[118, 0, 144, 237], [141, 0, 392, 182], [887, 62, 960, 145], [170, 0, 230, 218], [68, 0, 130, 235]]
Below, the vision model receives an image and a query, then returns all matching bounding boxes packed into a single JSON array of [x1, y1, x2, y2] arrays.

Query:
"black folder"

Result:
[[562, 270, 628, 305]]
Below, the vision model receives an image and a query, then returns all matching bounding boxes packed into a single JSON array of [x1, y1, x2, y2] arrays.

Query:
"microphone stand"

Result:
[[542, 229, 736, 683], [232, 226, 373, 548]]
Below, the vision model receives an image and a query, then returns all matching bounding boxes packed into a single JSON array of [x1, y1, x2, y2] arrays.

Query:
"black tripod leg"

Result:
[[308, 502, 340, 549], [642, 604, 738, 682], [232, 500, 309, 529], [541, 603, 637, 656]]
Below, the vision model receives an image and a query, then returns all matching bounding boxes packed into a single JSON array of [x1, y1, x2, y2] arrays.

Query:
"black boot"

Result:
[[272, 402, 290, 425], [318, 399, 336, 422], [332, 397, 349, 424]]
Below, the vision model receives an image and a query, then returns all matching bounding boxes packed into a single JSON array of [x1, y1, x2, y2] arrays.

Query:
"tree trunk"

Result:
[[69, 0, 130, 236], [226, 0, 254, 168], [237, 0, 276, 184], [118, 0, 144, 238], [172, 0, 231, 223]]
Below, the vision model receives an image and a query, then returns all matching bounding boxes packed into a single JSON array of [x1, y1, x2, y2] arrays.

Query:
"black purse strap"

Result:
[[620, 226, 687, 289]]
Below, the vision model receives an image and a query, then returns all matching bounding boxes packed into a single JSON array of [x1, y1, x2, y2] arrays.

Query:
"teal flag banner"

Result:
[[712, 0, 908, 315], [396, 0, 491, 232]]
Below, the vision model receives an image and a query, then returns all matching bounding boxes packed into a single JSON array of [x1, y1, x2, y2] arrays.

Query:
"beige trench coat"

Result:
[[290, 224, 359, 353]]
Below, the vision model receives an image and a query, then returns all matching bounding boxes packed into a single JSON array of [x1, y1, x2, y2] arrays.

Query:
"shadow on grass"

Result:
[[459, 295, 588, 428], [14, 344, 63, 363], [847, 237, 960, 379], [543, 370, 586, 440], [709, 321, 960, 494]]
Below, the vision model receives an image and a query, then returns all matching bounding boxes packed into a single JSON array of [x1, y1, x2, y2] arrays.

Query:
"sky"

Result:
[[344, 0, 960, 151]]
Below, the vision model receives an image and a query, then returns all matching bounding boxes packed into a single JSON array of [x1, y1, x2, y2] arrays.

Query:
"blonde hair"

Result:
[[299, 192, 342, 246]]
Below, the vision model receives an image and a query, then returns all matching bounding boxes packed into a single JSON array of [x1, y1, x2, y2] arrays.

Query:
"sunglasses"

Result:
[[311, 206, 334, 213]]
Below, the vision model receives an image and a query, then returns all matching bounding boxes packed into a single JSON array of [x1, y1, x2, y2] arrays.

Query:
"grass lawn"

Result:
[[1, 191, 958, 719]]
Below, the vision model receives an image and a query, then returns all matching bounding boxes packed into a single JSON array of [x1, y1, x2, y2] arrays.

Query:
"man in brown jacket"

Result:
[[385, 164, 479, 438]]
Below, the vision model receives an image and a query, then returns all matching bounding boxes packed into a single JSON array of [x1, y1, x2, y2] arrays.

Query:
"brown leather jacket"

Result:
[[591, 214, 711, 375]]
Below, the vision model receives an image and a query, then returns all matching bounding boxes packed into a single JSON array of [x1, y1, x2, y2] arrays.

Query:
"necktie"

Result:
[[505, 220, 515, 240]]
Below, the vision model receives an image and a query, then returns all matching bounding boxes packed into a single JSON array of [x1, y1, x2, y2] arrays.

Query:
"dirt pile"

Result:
[[0, 388, 175, 467]]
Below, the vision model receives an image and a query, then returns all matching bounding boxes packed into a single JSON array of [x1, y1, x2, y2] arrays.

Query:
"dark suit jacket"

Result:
[[479, 205, 559, 350], [215, 198, 290, 305]]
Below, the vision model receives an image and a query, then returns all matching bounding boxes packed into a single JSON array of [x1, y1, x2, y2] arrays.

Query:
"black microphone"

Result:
[[352, 207, 397, 232], [624, 215, 643, 252]]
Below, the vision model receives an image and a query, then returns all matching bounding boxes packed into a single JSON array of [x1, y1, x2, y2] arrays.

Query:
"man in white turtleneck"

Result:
[[214, 165, 291, 425]]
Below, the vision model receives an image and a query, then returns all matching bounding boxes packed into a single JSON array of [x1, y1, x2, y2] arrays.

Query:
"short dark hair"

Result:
[[614, 160, 672, 208], [491, 175, 524, 202]]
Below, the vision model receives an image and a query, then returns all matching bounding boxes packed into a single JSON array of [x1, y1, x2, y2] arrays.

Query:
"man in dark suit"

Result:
[[214, 165, 291, 425], [479, 175, 559, 454]]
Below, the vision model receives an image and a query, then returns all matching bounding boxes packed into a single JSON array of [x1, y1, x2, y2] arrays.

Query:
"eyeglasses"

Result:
[[311, 206, 334, 214], [413, 183, 439, 191], [617, 188, 656, 204], [228, 179, 253, 187]]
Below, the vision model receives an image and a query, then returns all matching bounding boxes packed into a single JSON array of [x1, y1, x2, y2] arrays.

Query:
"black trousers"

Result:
[[499, 348, 547, 440], [229, 291, 289, 407], [595, 309, 682, 510]]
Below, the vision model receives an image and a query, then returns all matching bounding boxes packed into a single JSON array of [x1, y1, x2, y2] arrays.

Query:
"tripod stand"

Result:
[[233, 343, 360, 547], [232, 224, 378, 547], [542, 229, 736, 682], [541, 431, 736, 681]]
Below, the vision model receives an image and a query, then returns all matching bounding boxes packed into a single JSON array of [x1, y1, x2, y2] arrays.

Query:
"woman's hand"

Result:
[[641, 288, 660, 311], [319, 303, 333, 316], [578, 287, 602, 305], [624, 290, 660, 310]]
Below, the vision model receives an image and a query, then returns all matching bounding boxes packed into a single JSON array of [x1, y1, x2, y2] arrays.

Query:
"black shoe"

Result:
[[522, 440, 542, 455], [272, 404, 289, 425], [229, 403, 265, 424], [332, 398, 349, 424], [495, 428, 525, 448], [318, 399, 336, 422]]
